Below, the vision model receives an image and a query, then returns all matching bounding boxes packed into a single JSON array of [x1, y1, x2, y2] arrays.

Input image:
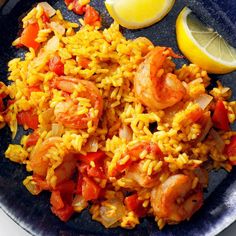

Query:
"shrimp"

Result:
[[29, 137, 76, 187], [151, 174, 203, 223], [124, 162, 160, 188], [109, 141, 164, 177], [134, 47, 186, 111], [52, 76, 103, 129], [133, 37, 154, 56], [121, 141, 165, 188]]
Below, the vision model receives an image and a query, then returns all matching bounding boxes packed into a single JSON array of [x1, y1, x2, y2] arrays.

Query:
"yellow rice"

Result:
[[1, 2, 236, 230]]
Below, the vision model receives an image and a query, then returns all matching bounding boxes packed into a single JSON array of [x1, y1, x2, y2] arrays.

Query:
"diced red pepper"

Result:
[[87, 162, 106, 179], [84, 5, 101, 27], [212, 100, 230, 131], [77, 162, 89, 174], [7, 99, 15, 107], [28, 85, 41, 94], [77, 151, 106, 179], [72, 1, 86, 15], [50, 190, 64, 210], [50, 180, 76, 221], [76, 151, 105, 164], [42, 11, 50, 23], [78, 58, 90, 68], [25, 132, 40, 148], [17, 109, 39, 130], [56, 180, 75, 193], [20, 23, 40, 50], [76, 173, 83, 194], [51, 203, 74, 222], [78, 162, 106, 179], [64, 0, 73, 6], [224, 135, 236, 165], [124, 194, 147, 217], [82, 177, 101, 201], [56, 180, 75, 204], [0, 98, 4, 112], [49, 55, 64, 76]]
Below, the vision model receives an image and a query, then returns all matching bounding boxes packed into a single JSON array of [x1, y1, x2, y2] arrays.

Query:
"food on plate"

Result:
[[1, 1, 236, 230], [176, 7, 236, 74], [105, 0, 175, 29]]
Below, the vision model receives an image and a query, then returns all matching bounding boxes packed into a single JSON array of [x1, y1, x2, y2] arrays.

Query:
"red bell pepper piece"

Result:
[[84, 5, 101, 27], [49, 55, 64, 76], [20, 23, 40, 50], [17, 109, 39, 130], [78, 58, 90, 68], [42, 11, 50, 23], [25, 132, 40, 148], [225, 135, 236, 165], [76, 173, 83, 194], [212, 100, 230, 131], [72, 1, 86, 15], [51, 203, 74, 222], [82, 177, 101, 201], [56, 180, 75, 204], [50, 190, 64, 210], [124, 194, 147, 217], [64, 0, 73, 6], [76, 151, 105, 164]]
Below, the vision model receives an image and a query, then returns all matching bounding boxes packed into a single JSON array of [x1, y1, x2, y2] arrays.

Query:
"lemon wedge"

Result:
[[105, 0, 175, 29], [176, 7, 236, 74]]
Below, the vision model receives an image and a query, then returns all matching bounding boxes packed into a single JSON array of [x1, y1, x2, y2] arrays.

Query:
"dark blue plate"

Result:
[[1, 0, 236, 235]]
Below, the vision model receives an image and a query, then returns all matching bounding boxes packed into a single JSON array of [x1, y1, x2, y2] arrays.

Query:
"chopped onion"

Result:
[[84, 137, 99, 152], [44, 35, 60, 52], [221, 87, 230, 94], [72, 194, 88, 213], [38, 2, 56, 17], [209, 128, 225, 153], [50, 22, 65, 35], [100, 199, 125, 228], [198, 116, 212, 142], [119, 125, 132, 141], [182, 81, 188, 90], [51, 123, 64, 137], [23, 176, 42, 195], [189, 78, 203, 85], [195, 94, 213, 110]]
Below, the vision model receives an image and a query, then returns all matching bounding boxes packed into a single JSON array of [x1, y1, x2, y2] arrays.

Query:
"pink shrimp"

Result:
[[119, 141, 165, 188], [124, 162, 161, 188], [151, 174, 203, 223], [134, 47, 186, 110], [29, 137, 76, 187], [52, 76, 103, 130]]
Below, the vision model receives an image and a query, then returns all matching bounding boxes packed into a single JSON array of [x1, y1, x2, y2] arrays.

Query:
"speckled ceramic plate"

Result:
[[0, 0, 236, 235]]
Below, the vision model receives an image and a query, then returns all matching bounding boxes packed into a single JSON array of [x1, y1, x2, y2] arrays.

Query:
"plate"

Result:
[[0, 0, 236, 235]]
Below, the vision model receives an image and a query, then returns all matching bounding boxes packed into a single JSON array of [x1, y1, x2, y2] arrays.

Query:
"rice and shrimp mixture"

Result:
[[1, 1, 236, 230]]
